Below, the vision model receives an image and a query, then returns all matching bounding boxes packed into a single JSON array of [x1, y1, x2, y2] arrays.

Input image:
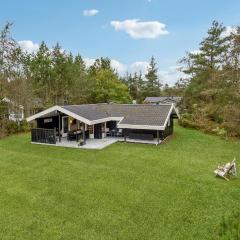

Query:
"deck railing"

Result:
[[31, 128, 56, 144]]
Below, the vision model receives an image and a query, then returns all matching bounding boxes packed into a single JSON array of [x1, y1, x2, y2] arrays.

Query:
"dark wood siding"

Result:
[[106, 121, 117, 131], [94, 123, 102, 139], [125, 129, 158, 138], [160, 116, 173, 140], [36, 114, 67, 132], [36, 116, 59, 129]]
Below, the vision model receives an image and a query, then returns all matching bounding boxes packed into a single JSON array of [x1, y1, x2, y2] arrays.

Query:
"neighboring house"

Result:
[[27, 103, 179, 149], [0, 97, 24, 122], [144, 96, 182, 106]]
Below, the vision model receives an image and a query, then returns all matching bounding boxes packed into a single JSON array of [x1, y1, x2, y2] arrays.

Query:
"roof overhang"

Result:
[[27, 104, 180, 129], [117, 123, 165, 130], [26, 105, 124, 125], [26, 105, 93, 125]]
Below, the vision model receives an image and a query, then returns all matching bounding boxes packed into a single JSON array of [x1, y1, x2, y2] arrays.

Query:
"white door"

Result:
[[62, 116, 69, 137]]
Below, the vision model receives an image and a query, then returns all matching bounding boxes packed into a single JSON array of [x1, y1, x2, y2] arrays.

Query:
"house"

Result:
[[0, 97, 24, 122], [144, 96, 182, 106], [26, 103, 179, 149]]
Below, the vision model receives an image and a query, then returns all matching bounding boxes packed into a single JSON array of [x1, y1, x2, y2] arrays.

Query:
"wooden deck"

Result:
[[32, 136, 160, 149]]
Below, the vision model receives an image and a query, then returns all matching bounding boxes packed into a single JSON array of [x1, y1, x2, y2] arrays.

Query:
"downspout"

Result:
[[58, 111, 61, 142]]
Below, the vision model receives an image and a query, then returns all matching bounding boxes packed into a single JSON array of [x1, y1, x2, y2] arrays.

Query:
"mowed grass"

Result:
[[0, 124, 239, 240]]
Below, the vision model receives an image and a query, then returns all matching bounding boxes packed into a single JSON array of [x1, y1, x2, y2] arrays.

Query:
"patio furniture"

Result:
[[110, 129, 117, 137], [67, 130, 82, 141], [106, 128, 111, 137], [116, 129, 123, 137], [214, 159, 237, 181]]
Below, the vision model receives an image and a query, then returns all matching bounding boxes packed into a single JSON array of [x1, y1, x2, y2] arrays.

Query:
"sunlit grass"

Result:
[[0, 124, 239, 239]]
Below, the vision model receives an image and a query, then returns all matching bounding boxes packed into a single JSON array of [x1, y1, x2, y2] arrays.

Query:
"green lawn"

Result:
[[0, 125, 239, 240]]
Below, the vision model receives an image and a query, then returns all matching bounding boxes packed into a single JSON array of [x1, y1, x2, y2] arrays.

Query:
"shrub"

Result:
[[19, 120, 31, 132], [0, 119, 30, 139], [179, 112, 239, 139], [5, 120, 19, 134]]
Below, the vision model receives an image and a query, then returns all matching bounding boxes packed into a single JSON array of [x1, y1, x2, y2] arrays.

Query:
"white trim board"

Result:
[[27, 106, 124, 125], [117, 123, 165, 130], [27, 105, 92, 125]]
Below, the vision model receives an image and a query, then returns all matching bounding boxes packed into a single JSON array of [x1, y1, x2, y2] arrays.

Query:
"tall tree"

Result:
[[180, 21, 240, 137], [0, 22, 30, 118], [28, 41, 52, 106], [144, 56, 161, 97], [88, 58, 131, 103], [68, 54, 91, 104], [91, 69, 131, 103]]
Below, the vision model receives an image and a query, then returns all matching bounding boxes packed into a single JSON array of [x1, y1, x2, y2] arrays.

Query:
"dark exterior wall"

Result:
[[121, 116, 174, 141], [94, 123, 102, 139], [36, 115, 61, 131], [125, 129, 158, 138], [160, 116, 173, 140], [106, 121, 117, 130]]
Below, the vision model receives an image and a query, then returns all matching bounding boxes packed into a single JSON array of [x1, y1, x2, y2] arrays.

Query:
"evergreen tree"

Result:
[[144, 56, 161, 97], [28, 41, 52, 106], [180, 21, 240, 137]]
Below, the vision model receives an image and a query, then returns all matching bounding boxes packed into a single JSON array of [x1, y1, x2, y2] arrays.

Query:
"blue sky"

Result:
[[1, 0, 240, 84]]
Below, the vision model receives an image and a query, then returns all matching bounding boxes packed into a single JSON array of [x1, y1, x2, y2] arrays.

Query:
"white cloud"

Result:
[[222, 26, 237, 37], [159, 66, 187, 86], [84, 58, 96, 68], [110, 59, 127, 74], [83, 9, 99, 17], [83, 58, 185, 86], [130, 61, 149, 74], [83, 58, 148, 76], [18, 40, 39, 53], [110, 19, 169, 39]]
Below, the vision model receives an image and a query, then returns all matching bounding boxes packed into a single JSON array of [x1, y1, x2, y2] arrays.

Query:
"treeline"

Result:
[[0, 23, 131, 117], [0, 22, 167, 119], [179, 21, 240, 138]]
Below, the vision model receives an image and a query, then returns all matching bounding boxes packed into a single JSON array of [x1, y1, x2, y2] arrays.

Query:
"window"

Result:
[[88, 125, 93, 134], [44, 118, 52, 123]]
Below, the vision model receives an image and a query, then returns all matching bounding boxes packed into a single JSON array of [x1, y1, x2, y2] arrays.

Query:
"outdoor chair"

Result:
[[214, 158, 237, 181], [116, 129, 123, 137], [106, 128, 111, 137], [110, 129, 116, 137]]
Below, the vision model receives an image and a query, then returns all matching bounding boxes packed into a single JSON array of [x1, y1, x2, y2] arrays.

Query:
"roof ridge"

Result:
[[62, 103, 173, 107]]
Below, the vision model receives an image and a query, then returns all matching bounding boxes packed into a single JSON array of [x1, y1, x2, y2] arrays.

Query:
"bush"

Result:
[[19, 120, 31, 132], [178, 117, 201, 130], [179, 112, 238, 139], [5, 120, 19, 134], [0, 119, 30, 139]]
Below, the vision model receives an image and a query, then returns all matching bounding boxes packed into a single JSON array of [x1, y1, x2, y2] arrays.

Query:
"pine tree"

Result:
[[144, 56, 161, 97]]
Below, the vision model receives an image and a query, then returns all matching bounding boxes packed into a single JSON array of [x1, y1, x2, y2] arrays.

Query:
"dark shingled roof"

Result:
[[62, 104, 108, 120], [62, 104, 174, 126]]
